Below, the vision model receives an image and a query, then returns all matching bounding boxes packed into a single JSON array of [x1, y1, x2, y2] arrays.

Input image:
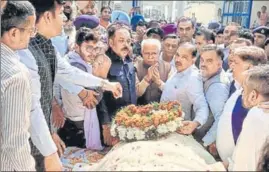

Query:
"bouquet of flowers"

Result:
[[110, 101, 184, 142]]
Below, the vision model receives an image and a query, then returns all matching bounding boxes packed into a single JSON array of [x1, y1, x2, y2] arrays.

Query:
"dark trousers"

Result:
[[193, 113, 215, 143], [29, 139, 45, 171], [58, 118, 86, 148]]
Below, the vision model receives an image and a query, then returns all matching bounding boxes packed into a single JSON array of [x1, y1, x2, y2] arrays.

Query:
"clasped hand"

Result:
[[145, 63, 161, 83]]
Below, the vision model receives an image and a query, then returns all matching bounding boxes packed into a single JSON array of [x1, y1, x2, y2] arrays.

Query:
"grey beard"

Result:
[[64, 26, 75, 36]]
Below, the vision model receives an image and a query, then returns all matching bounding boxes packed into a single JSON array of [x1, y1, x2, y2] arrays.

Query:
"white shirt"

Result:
[[216, 88, 242, 161], [18, 49, 57, 156], [161, 65, 209, 126], [1, 43, 35, 171], [229, 107, 269, 171], [61, 63, 93, 121], [18, 48, 105, 156]]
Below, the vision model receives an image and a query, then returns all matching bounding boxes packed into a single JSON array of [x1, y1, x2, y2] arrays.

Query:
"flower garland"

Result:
[[110, 101, 184, 142]]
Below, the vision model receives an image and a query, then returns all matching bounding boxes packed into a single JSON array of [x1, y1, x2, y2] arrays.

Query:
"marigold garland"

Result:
[[111, 101, 184, 142]]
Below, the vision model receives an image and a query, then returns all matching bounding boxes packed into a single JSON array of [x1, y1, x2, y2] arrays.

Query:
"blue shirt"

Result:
[[202, 70, 230, 146], [161, 65, 209, 127], [51, 31, 68, 57]]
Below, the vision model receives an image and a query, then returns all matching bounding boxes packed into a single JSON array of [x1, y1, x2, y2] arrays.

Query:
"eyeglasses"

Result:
[[15, 26, 37, 37], [143, 52, 158, 57], [86, 45, 103, 54]]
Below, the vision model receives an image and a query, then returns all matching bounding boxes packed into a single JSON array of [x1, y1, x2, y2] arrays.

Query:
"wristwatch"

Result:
[[101, 79, 111, 91]]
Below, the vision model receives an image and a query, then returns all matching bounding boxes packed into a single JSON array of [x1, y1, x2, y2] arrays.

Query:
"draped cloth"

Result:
[[84, 108, 103, 150], [66, 51, 103, 150], [89, 133, 223, 171]]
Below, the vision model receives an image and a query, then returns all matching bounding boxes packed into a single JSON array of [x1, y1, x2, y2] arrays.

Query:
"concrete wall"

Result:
[[111, 1, 133, 13], [184, 2, 217, 25], [175, 1, 186, 21]]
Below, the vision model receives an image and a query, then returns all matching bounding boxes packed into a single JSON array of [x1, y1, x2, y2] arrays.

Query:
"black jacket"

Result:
[[103, 48, 137, 119]]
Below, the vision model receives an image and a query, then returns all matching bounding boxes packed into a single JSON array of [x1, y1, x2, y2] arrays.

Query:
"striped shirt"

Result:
[[0, 43, 35, 171]]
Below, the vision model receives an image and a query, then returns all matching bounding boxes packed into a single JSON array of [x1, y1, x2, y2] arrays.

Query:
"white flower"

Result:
[[166, 121, 178, 132], [134, 129, 146, 140], [157, 124, 168, 134], [117, 126, 127, 140], [126, 128, 135, 140], [144, 125, 154, 132], [110, 122, 117, 137], [175, 117, 183, 127], [119, 132, 126, 140]]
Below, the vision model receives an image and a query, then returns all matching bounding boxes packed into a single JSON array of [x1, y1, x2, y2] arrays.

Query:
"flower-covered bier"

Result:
[[111, 101, 184, 142]]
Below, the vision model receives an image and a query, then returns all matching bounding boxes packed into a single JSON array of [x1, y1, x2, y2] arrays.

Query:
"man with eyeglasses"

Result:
[[160, 34, 180, 72], [1, 1, 36, 171], [17, 0, 122, 171], [59, 27, 111, 149], [135, 39, 172, 105]]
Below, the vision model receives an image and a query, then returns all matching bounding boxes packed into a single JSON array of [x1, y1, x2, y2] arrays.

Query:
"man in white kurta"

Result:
[[229, 107, 269, 171], [216, 46, 268, 162], [229, 65, 269, 171], [216, 83, 241, 161], [212, 64, 269, 171]]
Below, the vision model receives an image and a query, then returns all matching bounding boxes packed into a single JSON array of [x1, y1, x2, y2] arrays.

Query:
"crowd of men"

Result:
[[1, 0, 269, 171]]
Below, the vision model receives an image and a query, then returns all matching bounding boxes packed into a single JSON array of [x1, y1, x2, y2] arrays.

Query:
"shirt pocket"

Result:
[[109, 66, 125, 86]]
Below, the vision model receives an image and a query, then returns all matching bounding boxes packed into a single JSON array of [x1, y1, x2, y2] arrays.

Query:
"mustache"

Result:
[[121, 47, 129, 51]]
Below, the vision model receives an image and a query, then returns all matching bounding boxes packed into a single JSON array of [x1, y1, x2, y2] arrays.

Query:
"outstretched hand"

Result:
[[110, 82, 123, 99], [176, 121, 200, 135]]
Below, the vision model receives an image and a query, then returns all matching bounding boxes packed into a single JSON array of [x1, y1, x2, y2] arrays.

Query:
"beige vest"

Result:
[[135, 58, 171, 105]]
